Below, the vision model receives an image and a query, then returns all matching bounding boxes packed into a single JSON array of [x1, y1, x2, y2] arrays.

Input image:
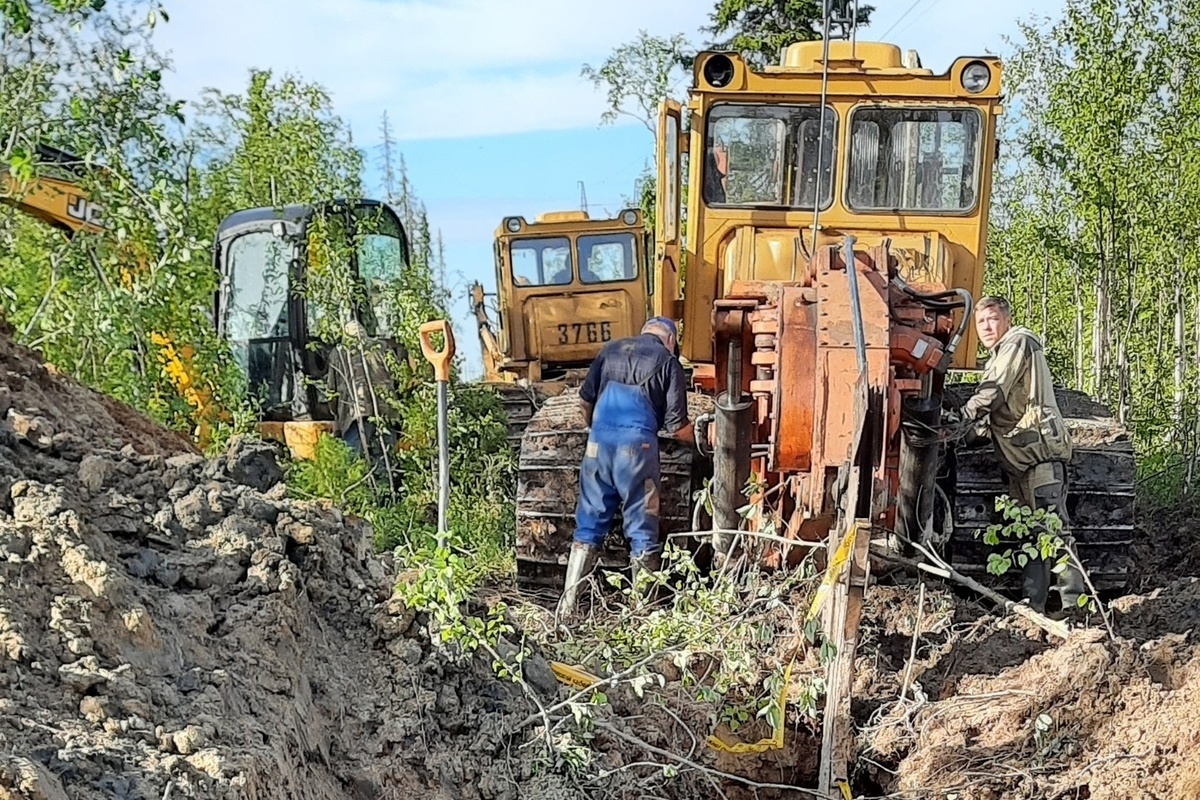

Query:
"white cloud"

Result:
[[153, 0, 705, 140], [152, 0, 1062, 141]]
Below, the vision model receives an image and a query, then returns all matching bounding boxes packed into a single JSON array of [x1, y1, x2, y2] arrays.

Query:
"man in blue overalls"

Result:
[[560, 317, 694, 614]]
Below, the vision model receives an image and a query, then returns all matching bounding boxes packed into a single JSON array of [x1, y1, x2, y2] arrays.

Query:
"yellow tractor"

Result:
[[471, 208, 711, 585], [472, 207, 652, 437], [651, 39, 1134, 592]]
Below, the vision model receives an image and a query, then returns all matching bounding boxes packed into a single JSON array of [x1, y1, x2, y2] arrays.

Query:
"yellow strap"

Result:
[[836, 778, 854, 799], [807, 521, 860, 624], [705, 659, 794, 754], [706, 522, 862, 757], [549, 661, 602, 690]]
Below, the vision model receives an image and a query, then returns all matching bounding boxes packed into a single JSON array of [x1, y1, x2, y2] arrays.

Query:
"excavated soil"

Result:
[[853, 576, 1200, 800], [0, 330, 684, 799]]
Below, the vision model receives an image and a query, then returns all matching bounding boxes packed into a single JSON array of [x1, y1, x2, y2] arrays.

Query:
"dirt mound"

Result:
[[0, 430, 568, 797], [856, 577, 1200, 800], [0, 323, 622, 799], [0, 322, 194, 459]]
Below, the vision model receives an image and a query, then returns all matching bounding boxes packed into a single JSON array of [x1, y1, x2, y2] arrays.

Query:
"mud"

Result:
[[0, 330, 671, 799]]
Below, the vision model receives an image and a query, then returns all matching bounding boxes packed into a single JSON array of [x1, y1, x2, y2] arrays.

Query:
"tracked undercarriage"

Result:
[[944, 387, 1136, 593], [485, 382, 548, 451], [495, 382, 1135, 595], [513, 388, 714, 588]]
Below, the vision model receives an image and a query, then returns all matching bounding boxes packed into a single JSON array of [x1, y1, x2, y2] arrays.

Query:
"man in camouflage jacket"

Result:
[[963, 296, 1086, 613]]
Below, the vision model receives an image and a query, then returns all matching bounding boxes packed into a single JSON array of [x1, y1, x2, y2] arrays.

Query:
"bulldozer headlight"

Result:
[[622, 209, 638, 225], [505, 217, 521, 233], [961, 61, 991, 93], [702, 54, 735, 88]]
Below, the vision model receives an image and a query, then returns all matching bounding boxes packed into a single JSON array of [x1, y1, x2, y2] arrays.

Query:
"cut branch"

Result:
[[871, 544, 1070, 640]]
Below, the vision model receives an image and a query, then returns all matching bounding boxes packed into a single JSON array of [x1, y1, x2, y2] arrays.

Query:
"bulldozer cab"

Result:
[[212, 200, 410, 425], [657, 42, 1003, 374], [489, 209, 650, 381]]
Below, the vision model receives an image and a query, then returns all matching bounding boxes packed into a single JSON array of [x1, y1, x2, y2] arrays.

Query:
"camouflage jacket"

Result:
[[964, 326, 1072, 474]]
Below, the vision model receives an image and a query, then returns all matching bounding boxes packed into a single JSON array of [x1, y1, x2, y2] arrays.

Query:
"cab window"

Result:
[[352, 205, 407, 336], [578, 232, 637, 284], [222, 230, 295, 413], [225, 231, 291, 342], [510, 237, 572, 286], [703, 103, 837, 209], [848, 107, 982, 212]]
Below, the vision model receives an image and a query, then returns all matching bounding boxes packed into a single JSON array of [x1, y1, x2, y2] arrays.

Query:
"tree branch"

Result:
[[871, 544, 1071, 640]]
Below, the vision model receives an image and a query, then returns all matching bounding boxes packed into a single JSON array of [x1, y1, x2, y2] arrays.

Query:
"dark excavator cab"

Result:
[[212, 199, 409, 437]]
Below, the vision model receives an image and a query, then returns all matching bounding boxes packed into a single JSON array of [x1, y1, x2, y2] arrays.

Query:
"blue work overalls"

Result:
[[574, 381, 661, 557]]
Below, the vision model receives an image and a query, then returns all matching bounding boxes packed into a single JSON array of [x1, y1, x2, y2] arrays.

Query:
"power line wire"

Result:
[[879, 0, 928, 40], [892, 0, 947, 41]]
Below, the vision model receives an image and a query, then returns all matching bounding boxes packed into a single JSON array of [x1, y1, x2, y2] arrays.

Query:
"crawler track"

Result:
[[946, 388, 1136, 593], [514, 389, 713, 588]]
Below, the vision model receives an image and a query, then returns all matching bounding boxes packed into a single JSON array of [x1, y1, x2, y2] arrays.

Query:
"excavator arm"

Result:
[[1, 152, 222, 444], [470, 281, 507, 383]]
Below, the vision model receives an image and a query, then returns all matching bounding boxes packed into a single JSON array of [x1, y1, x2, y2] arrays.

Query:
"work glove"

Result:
[[961, 420, 989, 449]]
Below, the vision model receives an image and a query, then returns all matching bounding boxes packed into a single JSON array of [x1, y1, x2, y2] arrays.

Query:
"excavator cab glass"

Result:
[[847, 107, 983, 212], [220, 228, 297, 418], [213, 200, 409, 422], [510, 237, 572, 287], [704, 104, 837, 208], [578, 232, 637, 283]]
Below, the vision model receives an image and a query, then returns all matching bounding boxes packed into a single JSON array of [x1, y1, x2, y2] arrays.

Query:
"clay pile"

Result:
[[0, 329, 583, 799]]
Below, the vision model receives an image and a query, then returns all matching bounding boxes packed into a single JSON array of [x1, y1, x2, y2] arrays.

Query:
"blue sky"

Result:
[[154, 0, 1064, 378]]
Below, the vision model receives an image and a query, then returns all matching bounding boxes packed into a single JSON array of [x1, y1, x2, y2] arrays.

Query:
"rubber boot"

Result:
[[630, 550, 663, 609], [1022, 557, 1052, 614], [1056, 560, 1087, 612], [559, 542, 599, 617]]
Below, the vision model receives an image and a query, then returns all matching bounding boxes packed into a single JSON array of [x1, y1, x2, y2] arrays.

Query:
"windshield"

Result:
[[578, 232, 637, 284], [304, 206, 408, 337], [848, 107, 982, 212], [510, 237, 571, 287], [353, 205, 407, 336], [222, 230, 295, 412], [704, 103, 836, 208]]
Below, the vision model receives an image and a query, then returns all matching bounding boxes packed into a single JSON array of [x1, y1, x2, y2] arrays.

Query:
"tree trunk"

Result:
[[1074, 268, 1084, 390], [1025, 257, 1034, 323], [1192, 290, 1200, 489], [1093, 208, 1107, 399], [1176, 281, 1185, 434], [1117, 333, 1129, 426], [1042, 253, 1049, 341], [1093, 272, 1107, 399]]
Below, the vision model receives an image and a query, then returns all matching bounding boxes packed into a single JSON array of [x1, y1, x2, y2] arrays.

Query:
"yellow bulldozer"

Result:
[[471, 208, 652, 443], [471, 208, 713, 584], [503, 34, 1136, 796]]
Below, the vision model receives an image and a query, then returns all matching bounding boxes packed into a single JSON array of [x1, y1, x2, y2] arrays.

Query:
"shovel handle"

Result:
[[419, 320, 455, 383]]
